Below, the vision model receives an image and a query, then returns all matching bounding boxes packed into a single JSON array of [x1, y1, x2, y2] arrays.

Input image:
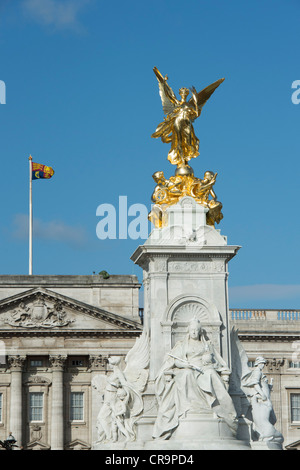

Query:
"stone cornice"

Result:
[[239, 332, 300, 342], [0, 274, 141, 287], [0, 329, 141, 339], [131, 245, 240, 265]]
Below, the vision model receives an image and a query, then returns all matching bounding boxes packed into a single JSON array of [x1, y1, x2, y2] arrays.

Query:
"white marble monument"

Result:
[[92, 198, 283, 450], [92, 66, 283, 450]]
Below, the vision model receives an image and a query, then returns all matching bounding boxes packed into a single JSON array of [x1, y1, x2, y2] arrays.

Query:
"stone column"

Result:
[[8, 355, 26, 448], [89, 355, 108, 444], [49, 355, 67, 450]]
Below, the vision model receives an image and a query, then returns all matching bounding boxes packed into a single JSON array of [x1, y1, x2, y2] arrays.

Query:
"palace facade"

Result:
[[231, 308, 300, 450], [0, 275, 299, 450], [0, 274, 141, 450]]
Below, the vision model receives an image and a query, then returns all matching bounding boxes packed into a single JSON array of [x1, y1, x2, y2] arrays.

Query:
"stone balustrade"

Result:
[[230, 309, 300, 321], [138, 308, 300, 323]]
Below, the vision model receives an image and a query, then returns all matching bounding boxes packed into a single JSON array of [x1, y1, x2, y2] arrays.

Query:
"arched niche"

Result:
[[161, 295, 222, 352]]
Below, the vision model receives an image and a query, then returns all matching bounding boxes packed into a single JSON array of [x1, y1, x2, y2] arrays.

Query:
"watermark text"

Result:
[[0, 80, 6, 104], [291, 80, 300, 104]]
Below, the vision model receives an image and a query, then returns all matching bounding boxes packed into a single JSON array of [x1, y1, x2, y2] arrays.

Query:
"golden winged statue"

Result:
[[152, 67, 224, 172], [149, 67, 224, 229]]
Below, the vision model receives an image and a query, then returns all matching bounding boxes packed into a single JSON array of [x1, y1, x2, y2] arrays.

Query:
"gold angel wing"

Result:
[[153, 66, 179, 115], [191, 78, 225, 110]]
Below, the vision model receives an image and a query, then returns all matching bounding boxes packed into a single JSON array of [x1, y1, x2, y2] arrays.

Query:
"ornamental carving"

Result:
[[26, 376, 51, 385], [168, 260, 224, 273], [49, 355, 67, 369], [30, 424, 42, 442], [89, 355, 108, 370], [173, 302, 209, 323], [7, 355, 26, 369], [154, 258, 167, 272], [5, 296, 74, 329], [267, 358, 285, 371]]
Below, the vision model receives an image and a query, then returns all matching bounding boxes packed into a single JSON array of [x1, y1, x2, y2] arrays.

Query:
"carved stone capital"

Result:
[[266, 358, 285, 371], [89, 355, 108, 370], [7, 355, 26, 370], [49, 355, 67, 370]]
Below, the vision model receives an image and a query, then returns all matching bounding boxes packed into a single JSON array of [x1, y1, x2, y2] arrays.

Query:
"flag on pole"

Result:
[[32, 162, 54, 180], [29, 157, 55, 275]]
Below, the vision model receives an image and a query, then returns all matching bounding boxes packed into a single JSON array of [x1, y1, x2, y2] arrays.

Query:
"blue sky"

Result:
[[0, 0, 299, 309]]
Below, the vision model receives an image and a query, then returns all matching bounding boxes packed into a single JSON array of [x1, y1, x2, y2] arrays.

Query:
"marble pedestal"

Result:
[[250, 440, 283, 451]]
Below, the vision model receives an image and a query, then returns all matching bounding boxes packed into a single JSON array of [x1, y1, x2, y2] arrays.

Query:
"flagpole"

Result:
[[29, 155, 33, 275]]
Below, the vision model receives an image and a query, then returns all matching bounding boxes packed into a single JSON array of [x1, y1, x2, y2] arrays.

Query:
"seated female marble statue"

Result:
[[153, 318, 237, 439]]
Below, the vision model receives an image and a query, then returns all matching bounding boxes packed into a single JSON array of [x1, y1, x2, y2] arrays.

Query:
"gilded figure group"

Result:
[[150, 67, 225, 228]]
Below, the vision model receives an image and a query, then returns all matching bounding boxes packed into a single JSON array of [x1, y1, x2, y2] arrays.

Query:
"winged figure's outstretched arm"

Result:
[[153, 67, 179, 115]]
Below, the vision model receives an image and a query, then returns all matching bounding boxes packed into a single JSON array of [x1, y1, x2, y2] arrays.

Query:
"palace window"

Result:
[[68, 356, 86, 368], [289, 361, 300, 369], [71, 359, 84, 367], [30, 360, 43, 367], [290, 393, 300, 423], [29, 392, 44, 422], [70, 392, 84, 421]]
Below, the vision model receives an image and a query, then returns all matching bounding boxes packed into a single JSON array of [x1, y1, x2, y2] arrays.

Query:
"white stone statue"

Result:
[[153, 318, 237, 439], [93, 331, 150, 444], [242, 357, 283, 445], [230, 328, 283, 447]]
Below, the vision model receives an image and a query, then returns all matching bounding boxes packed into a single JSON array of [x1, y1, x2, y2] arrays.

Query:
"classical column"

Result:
[[89, 355, 108, 444], [49, 355, 67, 450], [8, 355, 26, 448]]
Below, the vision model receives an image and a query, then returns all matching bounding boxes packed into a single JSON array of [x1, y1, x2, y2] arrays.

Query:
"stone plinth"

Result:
[[250, 440, 283, 451]]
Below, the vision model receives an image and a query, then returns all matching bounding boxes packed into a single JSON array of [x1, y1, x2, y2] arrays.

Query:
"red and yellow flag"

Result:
[[32, 162, 54, 180]]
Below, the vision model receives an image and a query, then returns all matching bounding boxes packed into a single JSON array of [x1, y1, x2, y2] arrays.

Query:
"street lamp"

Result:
[[0, 432, 17, 450]]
